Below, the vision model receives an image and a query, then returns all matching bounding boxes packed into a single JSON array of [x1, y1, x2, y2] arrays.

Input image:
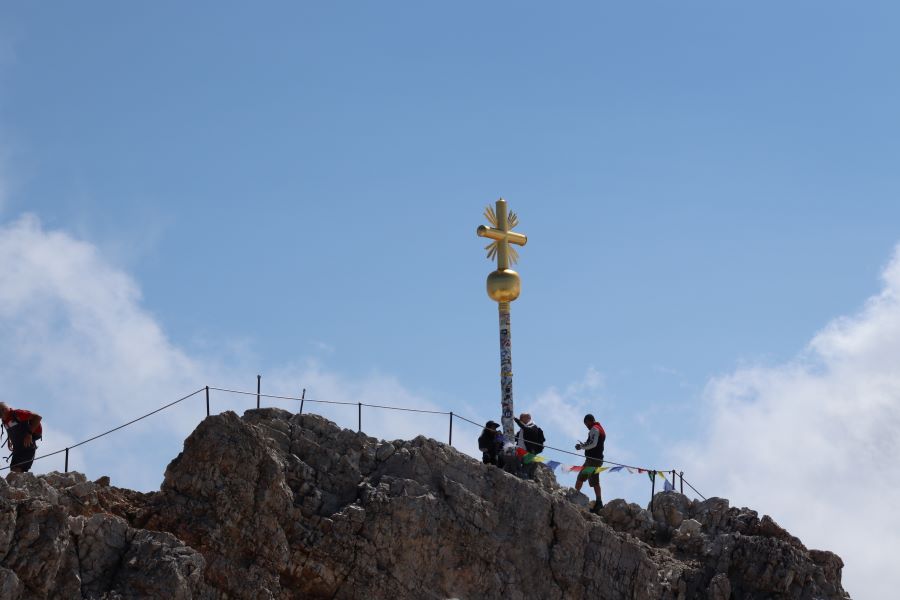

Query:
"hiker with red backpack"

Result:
[[575, 413, 606, 514], [0, 402, 42, 473]]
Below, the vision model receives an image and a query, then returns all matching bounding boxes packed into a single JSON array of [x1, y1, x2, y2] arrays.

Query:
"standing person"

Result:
[[478, 421, 503, 466], [574, 413, 605, 513], [0, 402, 43, 473], [514, 413, 545, 479]]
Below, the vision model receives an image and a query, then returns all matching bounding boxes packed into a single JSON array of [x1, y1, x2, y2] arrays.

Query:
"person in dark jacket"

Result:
[[574, 413, 606, 513], [478, 421, 503, 466], [514, 413, 545, 479], [0, 402, 43, 473]]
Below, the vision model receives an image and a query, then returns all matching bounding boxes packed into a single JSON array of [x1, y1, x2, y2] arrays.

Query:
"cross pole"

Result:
[[477, 198, 527, 465]]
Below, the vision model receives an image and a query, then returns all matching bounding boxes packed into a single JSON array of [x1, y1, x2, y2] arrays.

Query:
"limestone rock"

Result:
[[708, 573, 731, 600], [0, 470, 210, 599], [0, 408, 849, 599]]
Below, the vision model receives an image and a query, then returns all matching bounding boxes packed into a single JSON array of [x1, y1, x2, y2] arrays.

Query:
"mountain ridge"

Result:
[[0, 408, 849, 599]]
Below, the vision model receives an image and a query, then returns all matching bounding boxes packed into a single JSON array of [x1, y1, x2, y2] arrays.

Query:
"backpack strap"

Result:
[[0, 410, 12, 447], [1, 414, 11, 464]]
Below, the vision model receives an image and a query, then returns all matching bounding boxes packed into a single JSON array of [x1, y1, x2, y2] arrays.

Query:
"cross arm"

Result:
[[476, 225, 528, 247]]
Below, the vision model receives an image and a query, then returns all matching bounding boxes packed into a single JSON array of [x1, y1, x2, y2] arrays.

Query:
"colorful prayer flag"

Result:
[[534, 459, 666, 479], [663, 480, 674, 492]]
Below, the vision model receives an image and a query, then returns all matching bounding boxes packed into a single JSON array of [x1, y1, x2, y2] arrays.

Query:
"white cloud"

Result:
[[678, 245, 900, 599], [529, 366, 605, 442], [0, 214, 204, 415], [0, 215, 463, 490], [0, 215, 213, 488]]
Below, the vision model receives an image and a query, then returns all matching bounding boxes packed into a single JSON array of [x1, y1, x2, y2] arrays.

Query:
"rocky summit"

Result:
[[0, 408, 849, 599]]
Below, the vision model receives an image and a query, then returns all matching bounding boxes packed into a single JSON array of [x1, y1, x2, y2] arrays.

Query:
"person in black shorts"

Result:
[[574, 413, 606, 514], [0, 402, 43, 473]]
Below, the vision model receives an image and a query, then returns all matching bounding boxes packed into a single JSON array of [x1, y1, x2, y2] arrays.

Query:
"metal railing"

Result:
[[4, 377, 707, 504]]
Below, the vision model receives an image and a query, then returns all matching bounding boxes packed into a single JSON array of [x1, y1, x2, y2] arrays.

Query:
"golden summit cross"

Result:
[[478, 200, 528, 273], [476, 198, 527, 464]]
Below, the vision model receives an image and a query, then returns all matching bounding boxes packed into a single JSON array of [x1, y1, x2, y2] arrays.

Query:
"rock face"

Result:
[[0, 409, 850, 599], [0, 472, 205, 599]]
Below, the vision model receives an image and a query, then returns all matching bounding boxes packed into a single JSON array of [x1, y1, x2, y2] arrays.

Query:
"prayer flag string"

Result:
[[521, 454, 675, 479]]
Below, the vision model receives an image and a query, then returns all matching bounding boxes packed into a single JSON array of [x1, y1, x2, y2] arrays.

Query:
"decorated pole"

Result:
[[477, 198, 527, 466]]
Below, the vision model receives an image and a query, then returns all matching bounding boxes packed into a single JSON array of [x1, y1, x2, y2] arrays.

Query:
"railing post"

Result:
[[449, 412, 453, 446], [257, 375, 261, 409], [299, 388, 306, 416], [680, 471, 684, 494], [64, 448, 69, 472], [672, 469, 676, 491], [650, 472, 656, 512], [357, 402, 362, 433], [205, 386, 210, 417]]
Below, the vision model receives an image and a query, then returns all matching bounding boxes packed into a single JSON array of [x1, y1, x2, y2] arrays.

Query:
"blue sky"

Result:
[[1, 3, 899, 597]]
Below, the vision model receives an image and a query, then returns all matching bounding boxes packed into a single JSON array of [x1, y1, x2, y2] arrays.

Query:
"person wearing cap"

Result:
[[514, 413, 545, 479], [478, 420, 503, 466]]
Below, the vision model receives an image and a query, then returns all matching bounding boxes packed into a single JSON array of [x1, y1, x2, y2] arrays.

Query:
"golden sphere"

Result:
[[486, 269, 521, 302]]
